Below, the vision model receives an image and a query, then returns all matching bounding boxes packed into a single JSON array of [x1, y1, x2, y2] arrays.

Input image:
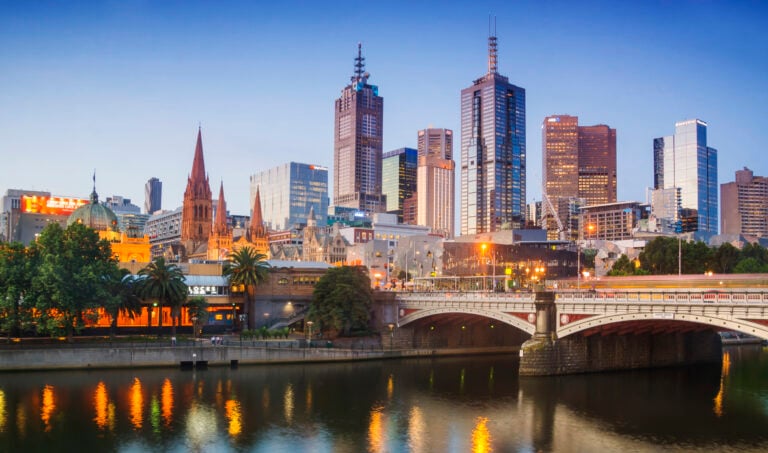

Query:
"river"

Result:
[[1, 345, 767, 452]]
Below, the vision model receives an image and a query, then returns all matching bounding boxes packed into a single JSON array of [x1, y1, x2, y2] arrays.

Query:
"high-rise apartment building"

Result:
[[460, 32, 526, 235], [250, 162, 329, 231], [542, 115, 616, 239], [144, 177, 162, 215], [417, 128, 455, 237], [382, 148, 417, 223], [721, 167, 768, 237], [653, 119, 718, 234], [333, 43, 385, 214]]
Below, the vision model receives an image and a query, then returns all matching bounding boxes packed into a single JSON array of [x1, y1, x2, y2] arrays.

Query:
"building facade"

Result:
[[417, 128, 455, 238], [542, 115, 616, 239], [653, 119, 718, 234], [382, 147, 417, 223], [250, 162, 329, 231], [460, 32, 526, 235], [580, 201, 649, 242], [721, 167, 768, 237], [144, 177, 162, 215], [333, 43, 385, 214]]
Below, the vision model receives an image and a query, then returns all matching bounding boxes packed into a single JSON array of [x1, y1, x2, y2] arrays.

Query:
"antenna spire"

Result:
[[488, 16, 498, 74], [353, 42, 366, 82]]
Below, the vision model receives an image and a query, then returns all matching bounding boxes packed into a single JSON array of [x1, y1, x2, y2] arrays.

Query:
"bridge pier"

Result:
[[519, 292, 723, 376]]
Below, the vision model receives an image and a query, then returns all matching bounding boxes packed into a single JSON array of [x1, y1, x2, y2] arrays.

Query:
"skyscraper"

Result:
[[181, 128, 212, 251], [382, 147, 417, 223], [250, 162, 329, 231], [542, 115, 616, 238], [144, 177, 162, 214], [333, 43, 385, 214], [460, 31, 526, 235], [653, 119, 718, 234], [721, 167, 768, 237], [417, 128, 455, 237]]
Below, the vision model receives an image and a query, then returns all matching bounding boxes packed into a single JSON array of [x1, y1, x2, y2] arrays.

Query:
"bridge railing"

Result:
[[397, 291, 536, 303], [555, 289, 768, 304]]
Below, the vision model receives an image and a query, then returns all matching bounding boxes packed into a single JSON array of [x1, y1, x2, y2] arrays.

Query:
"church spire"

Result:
[[250, 186, 267, 239], [214, 181, 228, 235], [190, 127, 207, 182]]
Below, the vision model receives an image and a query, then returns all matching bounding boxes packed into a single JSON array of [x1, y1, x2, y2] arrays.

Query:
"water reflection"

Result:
[[40, 385, 55, 431], [0, 348, 766, 452], [129, 377, 143, 429]]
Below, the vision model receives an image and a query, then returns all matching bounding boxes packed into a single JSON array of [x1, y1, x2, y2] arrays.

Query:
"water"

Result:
[[1, 346, 767, 452]]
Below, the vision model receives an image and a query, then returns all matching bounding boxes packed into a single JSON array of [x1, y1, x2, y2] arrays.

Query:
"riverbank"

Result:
[[0, 342, 519, 372]]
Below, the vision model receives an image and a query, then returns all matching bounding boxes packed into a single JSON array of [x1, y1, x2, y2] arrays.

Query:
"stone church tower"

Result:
[[207, 181, 232, 261], [248, 186, 269, 256], [181, 128, 213, 255]]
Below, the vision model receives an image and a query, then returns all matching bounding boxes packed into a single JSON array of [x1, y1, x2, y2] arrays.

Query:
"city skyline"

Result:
[[1, 1, 766, 219]]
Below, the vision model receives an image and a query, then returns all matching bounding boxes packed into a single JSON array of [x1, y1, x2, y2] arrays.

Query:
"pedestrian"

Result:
[[171, 336, 176, 346]]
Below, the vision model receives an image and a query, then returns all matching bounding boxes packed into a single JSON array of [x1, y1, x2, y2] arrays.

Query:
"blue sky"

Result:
[[1, 1, 766, 219]]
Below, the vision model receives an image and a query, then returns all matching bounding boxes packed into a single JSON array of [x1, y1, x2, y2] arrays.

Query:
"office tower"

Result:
[[542, 115, 616, 238], [721, 167, 768, 237], [653, 119, 718, 234], [144, 177, 162, 214], [382, 147, 417, 223], [250, 162, 329, 231], [181, 128, 213, 249], [333, 43, 385, 214], [460, 31, 526, 235], [417, 128, 455, 237]]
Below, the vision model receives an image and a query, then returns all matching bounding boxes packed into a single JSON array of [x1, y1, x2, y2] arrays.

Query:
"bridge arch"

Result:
[[557, 312, 768, 341], [399, 307, 535, 336]]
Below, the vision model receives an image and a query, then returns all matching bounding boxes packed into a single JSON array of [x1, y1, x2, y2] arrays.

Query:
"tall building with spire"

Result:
[[460, 28, 526, 235], [333, 43, 385, 214], [207, 182, 232, 261], [181, 128, 213, 254], [417, 128, 455, 238]]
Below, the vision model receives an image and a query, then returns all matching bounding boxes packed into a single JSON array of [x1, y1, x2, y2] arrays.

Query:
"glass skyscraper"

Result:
[[460, 32, 526, 235], [333, 43, 385, 214], [382, 147, 417, 223], [144, 177, 162, 215], [653, 119, 718, 234], [250, 162, 329, 231]]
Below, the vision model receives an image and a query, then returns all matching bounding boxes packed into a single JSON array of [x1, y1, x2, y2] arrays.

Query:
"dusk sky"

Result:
[[2, 1, 766, 219]]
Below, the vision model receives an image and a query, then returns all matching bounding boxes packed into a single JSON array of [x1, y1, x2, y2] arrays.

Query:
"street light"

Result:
[[306, 321, 314, 347], [388, 323, 394, 352], [263, 312, 270, 328]]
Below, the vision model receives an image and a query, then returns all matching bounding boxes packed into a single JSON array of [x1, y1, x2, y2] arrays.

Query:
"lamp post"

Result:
[[191, 315, 198, 339], [263, 312, 270, 328], [306, 321, 314, 348], [387, 323, 394, 352]]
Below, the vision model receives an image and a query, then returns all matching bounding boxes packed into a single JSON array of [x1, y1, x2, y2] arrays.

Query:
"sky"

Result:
[[1, 1, 767, 220]]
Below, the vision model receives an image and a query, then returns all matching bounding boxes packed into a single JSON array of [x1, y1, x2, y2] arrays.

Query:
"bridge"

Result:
[[396, 288, 768, 340], [393, 281, 768, 375]]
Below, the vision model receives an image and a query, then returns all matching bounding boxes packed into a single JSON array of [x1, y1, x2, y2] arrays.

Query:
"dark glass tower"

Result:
[[382, 148, 417, 223], [460, 31, 526, 235], [144, 177, 162, 215], [333, 43, 385, 214]]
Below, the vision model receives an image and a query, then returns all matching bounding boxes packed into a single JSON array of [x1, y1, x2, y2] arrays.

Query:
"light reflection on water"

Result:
[[0, 346, 766, 452]]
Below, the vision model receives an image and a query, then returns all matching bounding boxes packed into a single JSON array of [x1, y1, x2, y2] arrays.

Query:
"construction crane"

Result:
[[542, 193, 568, 241]]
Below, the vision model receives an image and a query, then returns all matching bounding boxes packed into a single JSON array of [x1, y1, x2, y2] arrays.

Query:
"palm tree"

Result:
[[104, 268, 143, 340], [137, 257, 187, 337], [186, 295, 209, 338], [223, 247, 270, 330]]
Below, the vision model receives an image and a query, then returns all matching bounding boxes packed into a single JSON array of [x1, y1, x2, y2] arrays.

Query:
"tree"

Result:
[[308, 266, 372, 337], [607, 255, 635, 276], [103, 268, 143, 340], [137, 257, 187, 337], [711, 243, 740, 274], [29, 223, 117, 342], [223, 247, 270, 331], [0, 241, 36, 339], [186, 295, 209, 337], [639, 237, 679, 274], [734, 257, 768, 274], [740, 243, 768, 266]]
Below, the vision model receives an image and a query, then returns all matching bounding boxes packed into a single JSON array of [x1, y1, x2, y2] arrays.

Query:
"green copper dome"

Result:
[[67, 185, 119, 232]]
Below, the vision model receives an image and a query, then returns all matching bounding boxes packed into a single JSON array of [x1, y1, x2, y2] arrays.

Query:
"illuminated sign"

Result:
[[189, 286, 220, 296], [21, 196, 88, 216]]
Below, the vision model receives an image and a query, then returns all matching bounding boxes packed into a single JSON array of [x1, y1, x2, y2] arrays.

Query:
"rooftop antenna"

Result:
[[353, 42, 366, 82], [488, 15, 498, 74]]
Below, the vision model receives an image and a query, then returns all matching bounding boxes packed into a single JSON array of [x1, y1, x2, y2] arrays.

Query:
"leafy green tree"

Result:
[[639, 237, 679, 274], [137, 257, 187, 337], [223, 247, 270, 330], [740, 243, 768, 266], [0, 242, 36, 339], [29, 223, 117, 341], [682, 241, 713, 274], [308, 266, 372, 337], [734, 257, 768, 274], [607, 255, 635, 276], [711, 243, 740, 273], [186, 295, 209, 337], [103, 268, 143, 340]]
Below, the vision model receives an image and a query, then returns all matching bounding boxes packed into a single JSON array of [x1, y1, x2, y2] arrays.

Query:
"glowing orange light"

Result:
[[471, 416, 492, 453], [130, 377, 143, 429], [41, 385, 55, 431], [94, 382, 109, 430], [368, 405, 385, 453], [161, 379, 173, 427], [225, 399, 242, 437]]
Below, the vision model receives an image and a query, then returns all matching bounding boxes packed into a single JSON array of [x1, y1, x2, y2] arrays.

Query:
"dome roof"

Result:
[[67, 186, 119, 232]]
